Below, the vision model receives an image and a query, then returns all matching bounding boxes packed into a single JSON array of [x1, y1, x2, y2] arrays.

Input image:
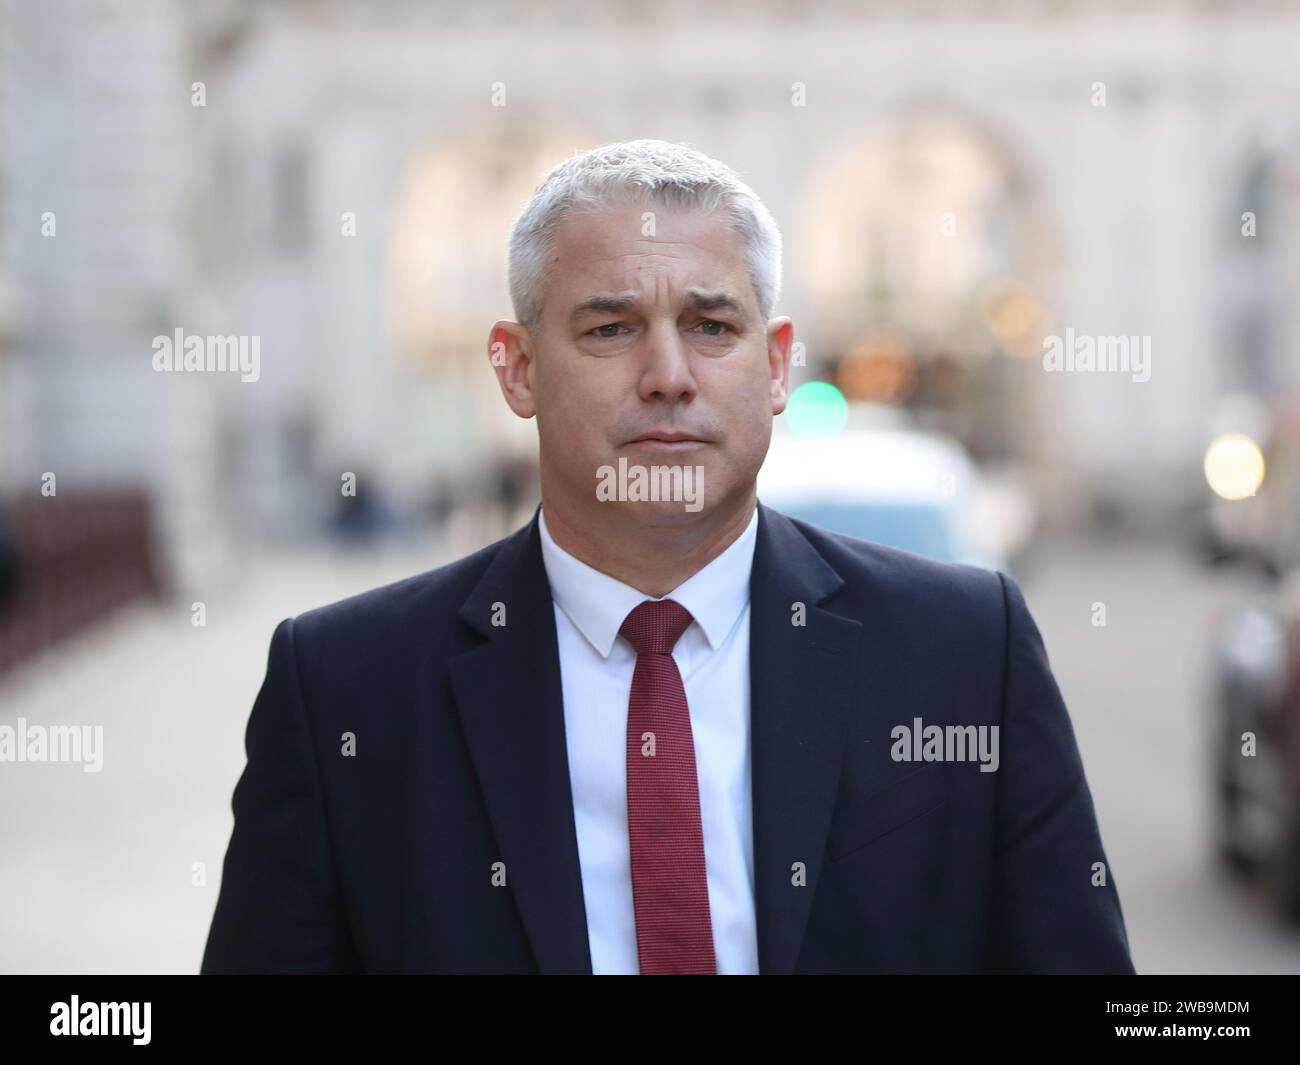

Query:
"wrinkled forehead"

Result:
[[542, 203, 756, 321]]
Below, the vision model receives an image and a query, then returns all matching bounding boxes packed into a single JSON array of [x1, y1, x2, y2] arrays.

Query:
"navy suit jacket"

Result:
[[201, 502, 1135, 974]]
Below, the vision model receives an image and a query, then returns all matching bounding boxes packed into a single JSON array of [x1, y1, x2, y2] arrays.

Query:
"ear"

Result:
[[766, 316, 794, 415], [488, 320, 537, 419]]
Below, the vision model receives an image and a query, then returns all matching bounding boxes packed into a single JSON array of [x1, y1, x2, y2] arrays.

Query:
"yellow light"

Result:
[[977, 278, 1049, 359], [1204, 433, 1266, 501]]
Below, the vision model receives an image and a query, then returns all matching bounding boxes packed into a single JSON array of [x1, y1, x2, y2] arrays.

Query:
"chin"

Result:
[[592, 454, 712, 518], [613, 497, 711, 524]]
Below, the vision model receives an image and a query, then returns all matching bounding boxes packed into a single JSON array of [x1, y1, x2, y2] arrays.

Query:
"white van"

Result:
[[757, 409, 1032, 570]]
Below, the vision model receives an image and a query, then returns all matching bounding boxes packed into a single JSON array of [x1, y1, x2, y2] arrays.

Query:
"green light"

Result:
[[786, 381, 848, 435]]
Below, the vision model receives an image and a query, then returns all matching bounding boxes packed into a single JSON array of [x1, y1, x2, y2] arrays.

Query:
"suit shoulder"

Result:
[[286, 533, 507, 650], [784, 513, 1008, 621]]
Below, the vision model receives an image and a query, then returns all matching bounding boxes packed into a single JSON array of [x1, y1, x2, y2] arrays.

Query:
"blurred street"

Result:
[[1022, 536, 1300, 975], [0, 533, 449, 974], [2, 527, 1298, 973]]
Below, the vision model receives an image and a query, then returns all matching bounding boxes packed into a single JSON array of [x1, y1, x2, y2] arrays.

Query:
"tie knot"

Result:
[[619, 598, 694, 656]]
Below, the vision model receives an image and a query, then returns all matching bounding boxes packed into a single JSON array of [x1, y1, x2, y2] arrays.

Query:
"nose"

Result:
[[636, 320, 698, 405]]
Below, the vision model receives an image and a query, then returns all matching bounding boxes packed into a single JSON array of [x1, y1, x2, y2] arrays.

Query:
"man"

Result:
[[202, 139, 1134, 975]]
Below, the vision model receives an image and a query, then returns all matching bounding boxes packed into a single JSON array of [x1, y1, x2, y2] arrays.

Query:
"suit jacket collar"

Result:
[[536, 502, 759, 658], [448, 501, 862, 973]]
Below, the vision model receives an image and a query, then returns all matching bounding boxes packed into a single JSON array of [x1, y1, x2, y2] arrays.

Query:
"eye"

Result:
[[695, 319, 732, 337], [589, 323, 625, 339]]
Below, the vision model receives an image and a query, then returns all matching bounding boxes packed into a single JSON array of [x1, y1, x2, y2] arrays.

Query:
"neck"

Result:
[[540, 488, 757, 599]]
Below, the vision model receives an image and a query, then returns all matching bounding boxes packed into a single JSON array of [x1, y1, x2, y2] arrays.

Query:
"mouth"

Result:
[[626, 429, 711, 449], [626, 434, 710, 452]]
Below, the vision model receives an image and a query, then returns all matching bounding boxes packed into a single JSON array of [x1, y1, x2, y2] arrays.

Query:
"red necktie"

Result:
[[620, 598, 717, 975]]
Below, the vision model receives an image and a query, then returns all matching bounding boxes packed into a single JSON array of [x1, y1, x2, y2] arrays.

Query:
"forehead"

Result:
[[544, 203, 752, 309]]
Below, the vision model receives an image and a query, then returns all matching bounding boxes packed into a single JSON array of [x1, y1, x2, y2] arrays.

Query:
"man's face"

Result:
[[499, 203, 792, 526]]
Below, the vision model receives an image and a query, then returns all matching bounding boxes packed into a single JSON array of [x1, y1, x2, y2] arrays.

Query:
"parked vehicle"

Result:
[[1211, 570, 1300, 920], [758, 410, 1033, 570]]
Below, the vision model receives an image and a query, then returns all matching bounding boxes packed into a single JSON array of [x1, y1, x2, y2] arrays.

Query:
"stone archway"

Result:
[[382, 122, 597, 535], [795, 110, 1061, 481]]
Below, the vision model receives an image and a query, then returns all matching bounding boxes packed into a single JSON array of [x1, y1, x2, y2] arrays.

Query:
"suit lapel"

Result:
[[447, 505, 593, 974], [446, 501, 860, 976], [749, 503, 862, 974]]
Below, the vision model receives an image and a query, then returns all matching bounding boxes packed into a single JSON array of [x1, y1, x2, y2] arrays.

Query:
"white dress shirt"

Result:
[[537, 504, 760, 975]]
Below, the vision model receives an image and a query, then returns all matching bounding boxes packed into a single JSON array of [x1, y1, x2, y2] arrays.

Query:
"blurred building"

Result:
[[3, 0, 1300, 601]]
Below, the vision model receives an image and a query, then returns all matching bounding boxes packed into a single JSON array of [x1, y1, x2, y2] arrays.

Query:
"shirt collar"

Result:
[[537, 503, 758, 659]]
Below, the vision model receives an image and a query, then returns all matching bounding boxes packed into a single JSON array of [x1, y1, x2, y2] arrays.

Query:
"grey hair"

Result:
[[507, 139, 783, 331]]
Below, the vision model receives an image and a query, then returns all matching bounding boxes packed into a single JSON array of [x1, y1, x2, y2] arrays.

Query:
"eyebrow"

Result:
[[567, 288, 746, 325]]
